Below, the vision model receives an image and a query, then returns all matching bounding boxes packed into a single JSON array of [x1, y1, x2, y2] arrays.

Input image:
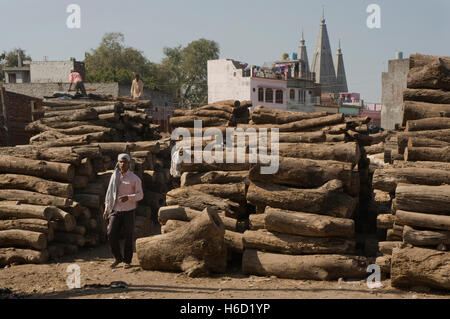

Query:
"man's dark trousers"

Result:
[[75, 81, 87, 96], [107, 210, 135, 264]]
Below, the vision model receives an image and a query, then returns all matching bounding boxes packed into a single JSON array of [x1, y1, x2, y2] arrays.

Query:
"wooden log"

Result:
[[73, 194, 100, 209], [0, 229, 47, 250], [397, 129, 450, 154], [0, 203, 53, 220], [173, 109, 232, 120], [403, 225, 450, 247], [378, 241, 402, 255], [407, 53, 450, 91], [243, 229, 355, 254], [129, 141, 160, 153], [395, 184, 450, 215], [365, 142, 385, 155], [249, 214, 266, 230], [264, 207, 354, 238], [407, 137, 450, 148], [376, 255, 391, 275], [392, 160, 450, 170], [71, 145, 102, 158], [276, 142, 360, 165], [136, 208, 228, 276], [395, 210, 450, 231], [403, 88, 450, 104], [386, 229, 402, 241], [53, 232, 85, 247], [40, 107, 99, 124], [91, 142, 133, 155], [391, 246, 450, 290], [402, 101, 450, 126], [249, 157, 356, 195], [180, 171, 248, 187], [242, 249, 369, 280], [372, 168, 450, 193], [278, 131, 326, 143], [186, 183, 246, 204], [0, 155, 74, 182], [224, 230, 244, 253], [406, 117, 450, 131], [170, 116, 228, 128], [0, 248, 48, 266], [180, 161, 251, 173], [0, 174, 73, 198], [76, 158, 94, 180], [0, 146, 81, 165], [251, 106, 328, 124], [0, 189, 72, 207], [405, 146, 450, 162], [0, 219, 50, 235], [166, 188, 242, 218], [161, 220, 188, 234], [49, 207, 76, 232], [246, 180, 357, 218], [377, 214, 395, 229]]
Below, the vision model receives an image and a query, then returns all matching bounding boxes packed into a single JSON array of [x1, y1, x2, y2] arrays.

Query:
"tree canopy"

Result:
[[0, 48, 32, 82]]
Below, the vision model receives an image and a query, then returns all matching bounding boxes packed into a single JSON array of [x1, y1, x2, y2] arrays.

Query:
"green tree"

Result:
[[84, 33, 158, 86], [0, 48, 31, 82], [160, 38, 219, 108]]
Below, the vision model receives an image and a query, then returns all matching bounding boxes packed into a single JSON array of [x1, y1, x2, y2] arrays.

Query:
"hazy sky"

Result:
[[1, 0, 449, 102]]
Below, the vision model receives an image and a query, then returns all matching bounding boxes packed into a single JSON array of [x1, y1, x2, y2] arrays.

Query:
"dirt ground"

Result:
[[0, 244, 449, 299]]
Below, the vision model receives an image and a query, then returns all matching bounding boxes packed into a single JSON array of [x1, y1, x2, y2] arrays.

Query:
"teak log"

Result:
[[224, 230, 244, 253], [186, 183, 246, 204], [170, 116, 228, 128], [402, 225, 450, 247], [249, 214, 266, 230], [0, 146, 81, 165], [180, 171, 248, 187], [0, 189, 72, 207], [378, 241, 402, 255], [372, 167, 450, 193], [0, 203, 53, 220], [0, 173, 73, 199], [407, 53, 450, 91], [395, 210, 450, 231], [264, 207, 354, 238], [0, 229, 47, 250], [278, 131, 326, 143], [395, 183, 450, 215], [243, 229, 355, 255], [405, 146, 450, 162], [403, 88, 450, 104], [136, 208, 228, 277], [0, 219, 50, 235], [246, 180, 357, 218], [397, 129, 450, 154], [377, 214, 395, 229], [251, 106, 327, 124], [393, 160, 450, 171], [0, 155, 74, 182], [406, 117, 450, 131], [40, 107, 98, 124], [0, 248, 48, 266], [242, 249, 369, 281], [402, 101, 450, 126], [407, 137, 449, 148], [391, 246, 450, 290]]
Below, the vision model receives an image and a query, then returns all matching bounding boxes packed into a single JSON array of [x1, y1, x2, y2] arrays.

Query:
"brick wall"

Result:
[[0, 86, 43, 146]]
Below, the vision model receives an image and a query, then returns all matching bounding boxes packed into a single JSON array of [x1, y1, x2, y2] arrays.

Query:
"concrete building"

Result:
[[208, 59, 320, 112], [360, 103, 382, 127], [381, 53, 410, 130]]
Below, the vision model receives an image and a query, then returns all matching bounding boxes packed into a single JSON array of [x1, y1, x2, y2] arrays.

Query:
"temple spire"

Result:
[[335, 39, 348, 93], [298, 27, 310, 76]]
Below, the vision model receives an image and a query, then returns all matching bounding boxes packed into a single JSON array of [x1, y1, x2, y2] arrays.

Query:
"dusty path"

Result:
[[0, 244, 449, 299]]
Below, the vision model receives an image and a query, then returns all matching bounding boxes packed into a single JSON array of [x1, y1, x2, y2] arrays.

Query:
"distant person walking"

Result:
[[68, 70, 87, 97], [104, 153, 143, 269], [130, 74, 144, 100]]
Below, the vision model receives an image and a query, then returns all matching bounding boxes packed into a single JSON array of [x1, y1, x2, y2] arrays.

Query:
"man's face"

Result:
[[118, 158, 129, 173]]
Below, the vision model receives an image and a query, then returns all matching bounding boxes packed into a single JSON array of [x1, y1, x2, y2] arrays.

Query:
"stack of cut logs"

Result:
[[0, 96, 171, 266], [137, 102, 379, 279], [373, 53, 450, 290]]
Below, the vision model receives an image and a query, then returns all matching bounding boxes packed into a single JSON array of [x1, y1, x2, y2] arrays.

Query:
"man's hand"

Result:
[[119, 195, 129, 203], [103, 210, 109, 221]]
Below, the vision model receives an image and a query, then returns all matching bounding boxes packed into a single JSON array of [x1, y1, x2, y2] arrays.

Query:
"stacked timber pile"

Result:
[[373, 53, 450, 290], [0, 97, 171, 266], [137, 102, 375, 279], [170, 100, 251, 128]]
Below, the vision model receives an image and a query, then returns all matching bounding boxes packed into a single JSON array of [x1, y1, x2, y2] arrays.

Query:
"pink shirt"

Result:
[[69, 72, 83, 83], [109, 170, 144, 212]]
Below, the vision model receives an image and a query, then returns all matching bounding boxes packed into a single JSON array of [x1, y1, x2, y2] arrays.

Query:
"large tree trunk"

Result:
[[186, 183, 246, 204], [407, 137, 450, 148], [0, 248, 48, 266], [249, 214, 266, 230], [0, 219, 50, 235], [395, 210, 450, 231], [0, 146, 81, 165], [264, 207, 354, 238], [402, 101, 450, 125], [136, 208, 228, 277], [407, 54, 450, 91], [166, 188, 242, 218], [246, 180, 358, 218], [180, 171, 248, 187], [403, 225, 450, 247], [372, 168, 450, 193], [378, 241, 402, 255], [393, 160, 450, 171], [0, 155, 75, 182], [73, 194, 100, 209], [174, 109, 232, 120], [243, 229, 355, 254], [276, 142, 360, 165], [40, 107, 99, 124], [406, 117, 450, 131], [391, 246, 450, 290], [405, 146, 450, 162], [0, 174, 73, 198], [0, 189, 72, 207], [395, 184, 450, 215], [0, 229, 47, 250], [278, 131, 326, 143], [0, 203, 53, 220], [403, 88, 450, 104], [224, 230, 244, 253], [242, 249, 369, 280], [49, 207, 76, 232], [170, 116, 228, 128], [251, 106, 328, 124], [377, 214, 395, 229], [397, 129, 450, 154], [249, 157, 357, 195], [180, 161, 251, 173]]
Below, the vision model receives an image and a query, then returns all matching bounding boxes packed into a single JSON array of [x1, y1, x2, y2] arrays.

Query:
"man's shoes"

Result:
[[123, 263, 132, 269], [110, 260, 121, 268]]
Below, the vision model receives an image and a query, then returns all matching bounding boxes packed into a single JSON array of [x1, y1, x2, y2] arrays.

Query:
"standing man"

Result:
[[68, 69, 87, 97], [130, 74, 144, 100], [104, 154, 143, 269]]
